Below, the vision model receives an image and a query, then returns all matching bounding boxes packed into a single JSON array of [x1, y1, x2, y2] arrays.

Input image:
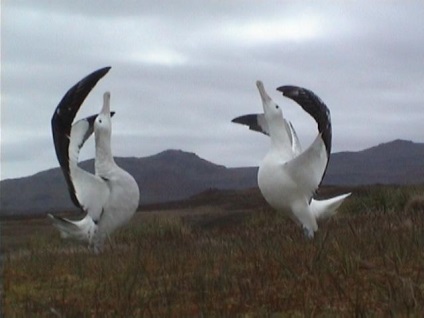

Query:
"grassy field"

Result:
[[2, 185, 424, 317]]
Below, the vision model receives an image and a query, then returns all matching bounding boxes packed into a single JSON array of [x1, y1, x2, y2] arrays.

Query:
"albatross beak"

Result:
[[256, 80, 272, 105], [101, 92, 111, 116]]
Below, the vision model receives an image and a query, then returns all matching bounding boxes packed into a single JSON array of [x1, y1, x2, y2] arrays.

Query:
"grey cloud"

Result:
[[2, 0, 423, 180]]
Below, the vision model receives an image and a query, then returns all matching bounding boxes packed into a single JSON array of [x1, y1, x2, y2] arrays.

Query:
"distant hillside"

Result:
[[1, 140, 423, 216], [0, 150, 257, 216], [324, 139, 424, 185]]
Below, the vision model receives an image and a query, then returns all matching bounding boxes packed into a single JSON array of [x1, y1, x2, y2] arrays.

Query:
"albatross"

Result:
[[232, 81, 350, 238], [48, 67, 140, 252]]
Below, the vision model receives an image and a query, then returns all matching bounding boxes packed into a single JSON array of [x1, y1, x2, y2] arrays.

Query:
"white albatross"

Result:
[[232, 81, 350, 238], [48, 67, 140, 253]]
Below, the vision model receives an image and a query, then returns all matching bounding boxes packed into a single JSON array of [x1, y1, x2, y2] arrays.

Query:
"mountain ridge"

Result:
[[1, 139, 423, 216]]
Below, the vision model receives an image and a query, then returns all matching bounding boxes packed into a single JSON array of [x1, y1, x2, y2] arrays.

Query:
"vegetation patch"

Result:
[[2, 185, 424, 316]]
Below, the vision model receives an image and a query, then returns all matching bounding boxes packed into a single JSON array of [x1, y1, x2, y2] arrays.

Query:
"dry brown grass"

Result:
[[405, 194, 424, 213], [2, 185, 424, 316]]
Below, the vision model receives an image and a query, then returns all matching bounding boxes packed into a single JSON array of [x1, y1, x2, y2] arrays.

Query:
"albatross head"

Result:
[[256, 81, 282, 122], [94, 92, 112, 134]]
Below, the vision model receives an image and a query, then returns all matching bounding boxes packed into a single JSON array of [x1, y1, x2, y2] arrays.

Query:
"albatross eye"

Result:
[[275, 105, 279, 109]]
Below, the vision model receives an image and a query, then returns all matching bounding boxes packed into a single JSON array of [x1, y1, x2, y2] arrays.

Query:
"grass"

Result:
[[2, 185, 424, 316]]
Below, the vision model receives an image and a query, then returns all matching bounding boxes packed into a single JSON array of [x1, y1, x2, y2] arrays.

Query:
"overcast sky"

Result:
[[1, 1, 423, 180]]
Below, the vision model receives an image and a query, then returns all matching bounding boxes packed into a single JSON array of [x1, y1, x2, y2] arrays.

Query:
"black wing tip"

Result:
[[93, 66, 112, 77], [231, 114, 269, 136], [277, 84, 332, 156], [76, 66, 111, 91], [231, 115, 245, 124], [52, 66, 112, 116], [276, 85, 306, 97], [231, 114, 256, 125], [51, 66, 112, 122], [276, 85, 321, 104]]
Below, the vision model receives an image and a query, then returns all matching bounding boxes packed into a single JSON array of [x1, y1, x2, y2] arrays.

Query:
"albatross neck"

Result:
[[268, 118, 292, 152], [95, 129, 116, 174]]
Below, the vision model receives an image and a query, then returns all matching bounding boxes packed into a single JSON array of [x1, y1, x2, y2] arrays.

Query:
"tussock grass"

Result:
[[405, 194, 424, 213], [3, 186, 424, 316]]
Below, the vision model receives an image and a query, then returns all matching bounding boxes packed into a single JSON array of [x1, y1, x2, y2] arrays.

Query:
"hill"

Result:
[[324, 139, 424, 185], [1, 139, 423, 216], [0, 150, 257, 216]]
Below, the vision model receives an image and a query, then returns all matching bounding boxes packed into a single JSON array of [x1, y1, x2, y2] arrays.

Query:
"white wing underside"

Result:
[[256, 112, 326, 202], [69, 117, 109, 221], [284, 133, 328, 202], [287, 121, 302, 156], [257, 113, 302, 156]]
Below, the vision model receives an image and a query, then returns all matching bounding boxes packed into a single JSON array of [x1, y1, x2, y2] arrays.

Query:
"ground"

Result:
[[1, 185, 424, 316]]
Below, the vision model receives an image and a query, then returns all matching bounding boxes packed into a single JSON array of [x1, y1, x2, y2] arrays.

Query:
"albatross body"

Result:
[[232, 81, 350, 238], [48, 67, 139, 252]]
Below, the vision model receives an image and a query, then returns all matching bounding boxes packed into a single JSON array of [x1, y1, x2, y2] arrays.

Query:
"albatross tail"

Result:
[[310, 193, 351, 220], [48, 214, 96, 241]]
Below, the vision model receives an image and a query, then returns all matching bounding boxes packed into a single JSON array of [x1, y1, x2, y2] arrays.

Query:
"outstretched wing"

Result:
[[232, 113, 302, 157], [277, 86, 332, 201], [277, 85, 331, 156], [51, 67, 111, 218], [231, 113, 270, 136], [284, 134, 328, 201]]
